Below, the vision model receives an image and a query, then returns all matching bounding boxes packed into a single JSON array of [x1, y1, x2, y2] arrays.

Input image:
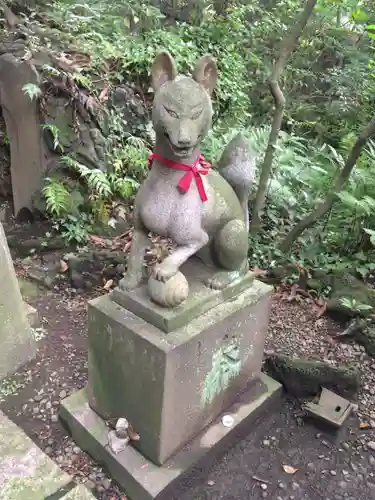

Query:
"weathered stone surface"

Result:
[[24, 302, 39, 328], [0, 222, 36, 380], [356, 322, 375, 357], [42, 94, 106, 169], [112, 258, 255, 332], [62, 485, 96, 499], [0, 110, 11, 198], [0, 409, 71, 499], [88, 278, 272, 465], [120, 53, 255, 304], [264, 354, 360, 399], [304, 388, 353, 428], [60, 375, 282, 500], [110, 84, 151, 139], [0, 53, 47, 215]]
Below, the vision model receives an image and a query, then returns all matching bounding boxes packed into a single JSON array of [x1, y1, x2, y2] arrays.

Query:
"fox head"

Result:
[[151, 52, 218, 160]]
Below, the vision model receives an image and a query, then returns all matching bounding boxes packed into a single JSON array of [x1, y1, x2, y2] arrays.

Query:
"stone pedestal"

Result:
[[60, 259, 281, 498], [61, 375, 281, 500], [0, 223, 36, 380]]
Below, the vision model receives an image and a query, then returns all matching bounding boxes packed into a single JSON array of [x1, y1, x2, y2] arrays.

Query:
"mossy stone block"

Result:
[[88, 279, 272, 465]]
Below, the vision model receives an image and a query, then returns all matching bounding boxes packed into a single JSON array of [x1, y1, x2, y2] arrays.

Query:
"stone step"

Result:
[[0, 410, 95, 500]]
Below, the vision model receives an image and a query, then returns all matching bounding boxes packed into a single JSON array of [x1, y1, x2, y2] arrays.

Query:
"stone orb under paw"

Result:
[[148, 272, 189, 308]]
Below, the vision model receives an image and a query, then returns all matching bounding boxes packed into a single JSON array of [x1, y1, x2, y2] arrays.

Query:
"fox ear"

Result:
[[192, 55, 218, 96], [151, 52, 178, 91]]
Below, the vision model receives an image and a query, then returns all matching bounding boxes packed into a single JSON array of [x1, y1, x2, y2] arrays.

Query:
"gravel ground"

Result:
[[266, 290, 375, 433], [1, 275, 375, 499]]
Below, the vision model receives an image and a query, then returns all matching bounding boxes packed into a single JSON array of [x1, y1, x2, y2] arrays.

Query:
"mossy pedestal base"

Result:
[[60, 375, 281, 500], [86, 270, 273, 466], [60, 260, 281, 498]]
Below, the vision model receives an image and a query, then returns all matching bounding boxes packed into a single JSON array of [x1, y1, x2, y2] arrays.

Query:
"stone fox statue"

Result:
[[120, 52, 255, 293]]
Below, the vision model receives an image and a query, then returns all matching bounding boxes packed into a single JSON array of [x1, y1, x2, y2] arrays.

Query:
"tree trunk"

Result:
[[279, 116, 375, 253], [250, 0, 318, 235]]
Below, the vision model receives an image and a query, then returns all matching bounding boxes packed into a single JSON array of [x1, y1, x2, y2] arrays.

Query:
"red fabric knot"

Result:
[[148, 151, 211, 202]]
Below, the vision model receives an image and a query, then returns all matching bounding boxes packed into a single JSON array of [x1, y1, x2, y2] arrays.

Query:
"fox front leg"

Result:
[[119, 220, 149, 291], [153, 231, 209, 283]]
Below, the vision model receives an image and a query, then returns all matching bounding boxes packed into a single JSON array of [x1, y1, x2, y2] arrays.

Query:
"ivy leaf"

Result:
[[367, 24, 375, 39], [352, 9, 368, 23]]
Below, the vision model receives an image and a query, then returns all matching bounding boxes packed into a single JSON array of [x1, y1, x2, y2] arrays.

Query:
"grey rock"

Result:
[[85, 480, 95, 490], [264, 354, 360, 398], [107, 430, 129, 454]]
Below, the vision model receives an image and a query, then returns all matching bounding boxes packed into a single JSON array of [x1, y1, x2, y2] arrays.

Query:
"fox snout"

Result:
[[167, 122, 197, 150]]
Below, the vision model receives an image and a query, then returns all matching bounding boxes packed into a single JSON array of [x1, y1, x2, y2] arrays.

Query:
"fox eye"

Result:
[[164, 107, 178, 118], [191, 109, 203, 120]]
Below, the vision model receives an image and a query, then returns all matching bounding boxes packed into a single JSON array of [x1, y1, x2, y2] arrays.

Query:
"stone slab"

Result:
[[60, 374, 282, 500], [88, 279, 272, 465], [111, 258, 255, 332], [0, 222, 36, 380], [0, 54, 47, 215], [0, 409, 71, 499]]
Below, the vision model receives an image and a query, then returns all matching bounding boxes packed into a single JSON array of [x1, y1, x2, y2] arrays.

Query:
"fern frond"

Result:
[[62, 156, 113, 198], [42, 178, 71, 216], [111, 176, 139, 198]]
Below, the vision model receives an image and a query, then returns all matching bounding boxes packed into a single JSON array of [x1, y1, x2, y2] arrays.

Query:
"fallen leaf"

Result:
[[360, 422, 370, 429], [124, 241, 132, 252], [287, 283, 298, 302], [324, 335, 337, 346], [89, 235, 106, 246], [251, 266, 268, 277], [60, 260, 69, 273], [56, 51, 91, 69], [103, 279, 114, 290], [128, 423, 140, 441], [282, 465, 298, 474], [315, 302, 327, 318], [99, 86, 109, 102]]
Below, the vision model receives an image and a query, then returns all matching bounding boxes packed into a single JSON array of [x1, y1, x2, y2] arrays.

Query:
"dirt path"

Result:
[[1, 280, 375, 500]]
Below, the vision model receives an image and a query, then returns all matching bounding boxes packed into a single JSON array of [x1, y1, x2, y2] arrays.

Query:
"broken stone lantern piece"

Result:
[[60, 52, 282, 500], [0, 222, 36, 380]]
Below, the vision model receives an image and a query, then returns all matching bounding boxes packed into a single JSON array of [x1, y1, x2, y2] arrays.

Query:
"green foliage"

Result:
[[22, 83, 42, 100], [42, 178, 71, 216], [202, 123, 375, 281], [52, 214, 91, 245], [340, 297, 373, 313], [201, 337, 242, 406], [41, 124, 63, 152], [25, 0, 375, 280]]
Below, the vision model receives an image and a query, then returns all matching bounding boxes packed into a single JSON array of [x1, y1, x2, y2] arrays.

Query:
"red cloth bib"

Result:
[[148, 152, 211, 202]]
